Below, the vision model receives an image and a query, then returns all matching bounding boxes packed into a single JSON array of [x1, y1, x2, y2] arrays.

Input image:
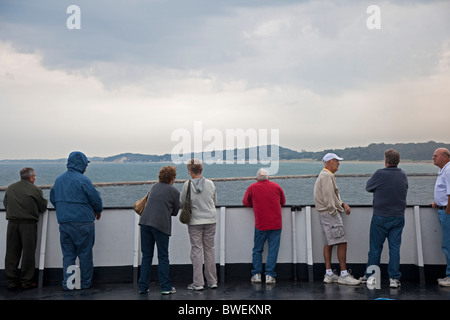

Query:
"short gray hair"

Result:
[[20, 167, 35, 180], [187, 158, 203, 175], [441, 148, 450, 159], [256, 168, 269, 181]]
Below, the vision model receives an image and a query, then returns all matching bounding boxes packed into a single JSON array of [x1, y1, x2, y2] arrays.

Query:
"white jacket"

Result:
[[313, 169, 344, 216], [180, 177, 217, 225]]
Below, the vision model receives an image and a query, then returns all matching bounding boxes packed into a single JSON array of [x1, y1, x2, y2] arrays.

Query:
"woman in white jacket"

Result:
[[180, 159, 218, 290]]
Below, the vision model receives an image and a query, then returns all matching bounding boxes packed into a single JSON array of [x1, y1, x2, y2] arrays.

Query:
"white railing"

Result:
[[0, 205, 445, 287]]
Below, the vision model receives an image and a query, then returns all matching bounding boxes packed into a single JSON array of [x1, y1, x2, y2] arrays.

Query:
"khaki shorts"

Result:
[[319, 212, 347, 246]]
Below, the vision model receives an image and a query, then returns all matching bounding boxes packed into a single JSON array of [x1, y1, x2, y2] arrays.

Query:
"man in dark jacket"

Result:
[[3, 167, 48, 290], [50, 151, 103, 290], [364, 149, 408, 288]]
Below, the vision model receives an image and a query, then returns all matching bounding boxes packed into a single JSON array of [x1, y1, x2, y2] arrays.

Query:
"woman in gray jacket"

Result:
[[180, 159, 218, 290]]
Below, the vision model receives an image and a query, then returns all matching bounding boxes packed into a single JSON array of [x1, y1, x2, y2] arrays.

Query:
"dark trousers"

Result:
[[139, 225, 172, 292], [5, 222, 38, 288]]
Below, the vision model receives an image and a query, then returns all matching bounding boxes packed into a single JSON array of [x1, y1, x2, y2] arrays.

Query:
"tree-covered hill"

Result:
[[100, 141, 449, 162]]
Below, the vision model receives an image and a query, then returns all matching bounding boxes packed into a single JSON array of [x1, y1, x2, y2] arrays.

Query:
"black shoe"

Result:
[[23, 282, 38, 290]]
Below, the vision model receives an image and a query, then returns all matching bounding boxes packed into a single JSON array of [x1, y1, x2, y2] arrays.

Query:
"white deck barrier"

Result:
[[0, 205, 446, 286]]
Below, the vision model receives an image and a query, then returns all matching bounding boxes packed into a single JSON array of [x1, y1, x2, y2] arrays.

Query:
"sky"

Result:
[[0, 0, 449, 159]]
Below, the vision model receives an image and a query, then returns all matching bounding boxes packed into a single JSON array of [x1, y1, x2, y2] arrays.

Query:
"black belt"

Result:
[[438, 206, 447, 210]]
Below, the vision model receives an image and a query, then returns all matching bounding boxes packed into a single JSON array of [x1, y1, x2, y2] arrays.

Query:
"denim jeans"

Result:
[[59, 222, 95, 289], [139, 225, 172, 292], [438, 209, 450, 277], [252, 228, 281, 277], [366, 215, 404, 279]]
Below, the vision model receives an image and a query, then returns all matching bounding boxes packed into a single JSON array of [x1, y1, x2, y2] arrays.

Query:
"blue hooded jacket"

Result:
[[50, 151, 103, 223]]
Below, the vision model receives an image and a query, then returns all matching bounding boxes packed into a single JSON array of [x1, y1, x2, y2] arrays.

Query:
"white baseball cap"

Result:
[[322, 153, 343, 162]]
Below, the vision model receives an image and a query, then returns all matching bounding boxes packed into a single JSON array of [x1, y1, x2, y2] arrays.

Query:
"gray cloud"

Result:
[[0, 0, 449, 159]]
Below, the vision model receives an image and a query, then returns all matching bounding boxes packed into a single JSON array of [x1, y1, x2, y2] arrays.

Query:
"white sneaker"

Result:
[[389, 278, 401, 288], [208, 283, 218, 289], [265, 275, 276, 284], [338, 273, 361, 285], [323, 272, 339, 284], [161, 287, 176, 295], [251, 274, 262, 283], [187, 283, 204, 291], [438, 277, 450, 287]]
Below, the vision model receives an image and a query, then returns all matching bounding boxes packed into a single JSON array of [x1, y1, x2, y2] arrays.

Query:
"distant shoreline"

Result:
[[0, 141, 446, 164], [280, 159, 433, 164]]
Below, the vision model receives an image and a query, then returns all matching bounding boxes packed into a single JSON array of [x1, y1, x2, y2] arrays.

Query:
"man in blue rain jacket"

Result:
[[50, 151, 103, 290]]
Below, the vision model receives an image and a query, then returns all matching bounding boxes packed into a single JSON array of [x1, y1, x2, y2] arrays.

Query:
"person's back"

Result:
[[3, 168, 47, 290], [49, 151, 103, 290], [5, 179, 47, 222], [243, 179, 285, 231], [189, 177, 217, 225], [364, 149, 409, 288], [50, 151, 102, 223], [242, 169, 286, 284], [139, 182, 180, 236], [366, 167, 408, 217]]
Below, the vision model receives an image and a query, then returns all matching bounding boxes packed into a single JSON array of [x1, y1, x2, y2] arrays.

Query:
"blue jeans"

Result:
[[139, 225, 172, 292], [59, 222, 95, 289], [252, 228, 281, 277], [438, 209, 450, 277], [366, 215, 404, 279]]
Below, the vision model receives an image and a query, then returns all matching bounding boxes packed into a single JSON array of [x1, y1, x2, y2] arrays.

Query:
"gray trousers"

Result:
[[188, 223, 218, 287], [5, 222, 38, 288]]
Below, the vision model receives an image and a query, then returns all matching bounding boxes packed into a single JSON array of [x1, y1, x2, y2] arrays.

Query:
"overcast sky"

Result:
[[0, 0, 449, 159]]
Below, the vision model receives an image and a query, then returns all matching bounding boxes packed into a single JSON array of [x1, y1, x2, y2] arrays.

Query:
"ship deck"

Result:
[[1, 206, 449, 313], [2, 280, 449, 300], [1, 280, 448, 318]]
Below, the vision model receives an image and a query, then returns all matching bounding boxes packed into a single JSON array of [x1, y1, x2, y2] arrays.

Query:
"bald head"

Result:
[[433, 148, 450, 169]]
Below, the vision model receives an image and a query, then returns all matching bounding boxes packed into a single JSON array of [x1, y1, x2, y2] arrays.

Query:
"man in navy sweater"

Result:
[[363, 149, 408, 288]]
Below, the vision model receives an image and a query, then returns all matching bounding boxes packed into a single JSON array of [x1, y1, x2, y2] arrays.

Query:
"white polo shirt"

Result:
[[434, 161, 450, 206]]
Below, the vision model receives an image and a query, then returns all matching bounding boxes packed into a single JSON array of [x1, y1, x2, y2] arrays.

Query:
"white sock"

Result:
[[341, 270, 348, 277], [326, 269, 334, 276]]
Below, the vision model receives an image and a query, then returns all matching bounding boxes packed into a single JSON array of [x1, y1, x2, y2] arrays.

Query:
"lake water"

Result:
[[0, 161, 438, 209]]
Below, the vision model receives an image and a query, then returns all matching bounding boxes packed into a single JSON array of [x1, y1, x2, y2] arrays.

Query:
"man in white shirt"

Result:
[[431, 147, 450, 286]]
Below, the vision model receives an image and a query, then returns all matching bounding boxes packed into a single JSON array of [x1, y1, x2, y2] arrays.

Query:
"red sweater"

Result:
[[242, 180, 286, 231]]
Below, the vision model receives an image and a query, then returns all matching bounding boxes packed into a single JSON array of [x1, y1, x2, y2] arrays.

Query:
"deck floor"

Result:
[[2, 280, 450, 300], [1, 280, 448, 317]]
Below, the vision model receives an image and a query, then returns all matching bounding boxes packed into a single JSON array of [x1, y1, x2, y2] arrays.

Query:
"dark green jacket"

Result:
[[3, 180, 48, 222]]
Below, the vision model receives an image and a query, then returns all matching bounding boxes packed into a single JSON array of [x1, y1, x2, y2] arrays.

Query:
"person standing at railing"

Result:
[[50, 151, 103, 290], [3, 167, 48, 290], [314, 153, 361, 285], [243, 168, 286, 284], [431, 147, 450, 287], [138, 165, 180, 295], [180, 159, 218, 291], [363, 149, 408, 288]]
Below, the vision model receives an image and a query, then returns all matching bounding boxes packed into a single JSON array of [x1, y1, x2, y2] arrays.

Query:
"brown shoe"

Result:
[[23, 282, 38, 290]]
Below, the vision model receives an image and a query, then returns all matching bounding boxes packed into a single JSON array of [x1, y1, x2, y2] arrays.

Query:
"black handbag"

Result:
[[179, 180, 192, 224]]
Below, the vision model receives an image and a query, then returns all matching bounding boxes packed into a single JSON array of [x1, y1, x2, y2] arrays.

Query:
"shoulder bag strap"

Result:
[[186, 180, 191, 201]]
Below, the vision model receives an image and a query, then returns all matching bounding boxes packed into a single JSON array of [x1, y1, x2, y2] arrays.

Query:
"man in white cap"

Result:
[[314, 153, 361, 285]]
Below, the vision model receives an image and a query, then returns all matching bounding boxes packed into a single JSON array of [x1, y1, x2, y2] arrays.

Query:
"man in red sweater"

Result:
[[243, 168, 286, 284]]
